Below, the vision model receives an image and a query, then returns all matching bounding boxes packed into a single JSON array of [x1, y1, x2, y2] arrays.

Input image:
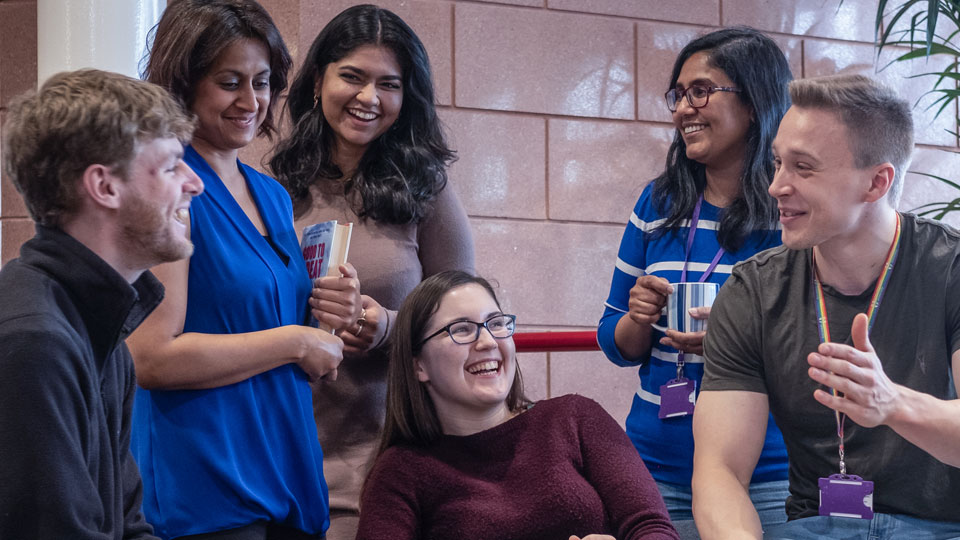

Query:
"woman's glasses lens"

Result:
[[666, 86, 709, 111], [666, 88, 680, 110], [448, 315, 516, 344]]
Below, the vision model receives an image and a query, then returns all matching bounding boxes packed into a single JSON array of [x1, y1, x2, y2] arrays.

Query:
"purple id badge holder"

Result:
[[659, 352, 696, 419], [657, 202, 718, 421], [818, 423, 873, 519], [818, 474, 874, 519]]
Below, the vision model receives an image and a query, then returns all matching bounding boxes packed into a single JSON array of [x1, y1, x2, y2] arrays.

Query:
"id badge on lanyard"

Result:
[[814, 214, 901, 519], [659, 196, 724, 420]]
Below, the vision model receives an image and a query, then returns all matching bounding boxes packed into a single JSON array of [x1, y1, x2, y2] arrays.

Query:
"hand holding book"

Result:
[[301, 220, 355, 332], [300, 220, 391, 349], [309, 263, 362, 334]]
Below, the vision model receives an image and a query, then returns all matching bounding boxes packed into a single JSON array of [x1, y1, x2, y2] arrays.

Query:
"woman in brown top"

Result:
[[269, 5, 474, 539]]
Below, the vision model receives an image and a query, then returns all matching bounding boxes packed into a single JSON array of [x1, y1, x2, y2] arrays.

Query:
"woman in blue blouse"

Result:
[[597, 27, 793, 538], [126, 1, 355, 538]]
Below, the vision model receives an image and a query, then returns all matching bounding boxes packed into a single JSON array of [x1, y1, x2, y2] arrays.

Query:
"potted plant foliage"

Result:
[[876, 0, 960, 219]]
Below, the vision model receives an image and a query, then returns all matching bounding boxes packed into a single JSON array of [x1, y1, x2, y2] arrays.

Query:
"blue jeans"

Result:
[[764, 514, 960, 539], [656, 479, 789, 540]]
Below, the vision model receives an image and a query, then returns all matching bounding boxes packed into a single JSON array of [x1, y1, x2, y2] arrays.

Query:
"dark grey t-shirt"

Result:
[[702, 213, 960, 522]]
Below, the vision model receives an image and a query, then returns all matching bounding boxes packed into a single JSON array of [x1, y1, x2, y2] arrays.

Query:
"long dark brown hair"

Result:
[[653, 26, 792, 252], [269, 4, 455, 223]]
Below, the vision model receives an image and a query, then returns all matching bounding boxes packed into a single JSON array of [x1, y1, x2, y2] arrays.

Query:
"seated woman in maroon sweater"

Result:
[[357, 270, 679, 540]]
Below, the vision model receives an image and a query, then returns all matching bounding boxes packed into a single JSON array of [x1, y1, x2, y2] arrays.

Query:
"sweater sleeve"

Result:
[[356, 448, 421, 540], [598, 189, 650, 367], [573, 397, 679, 540], [417, 184, 475, 277], [0, 327, 114, 540]]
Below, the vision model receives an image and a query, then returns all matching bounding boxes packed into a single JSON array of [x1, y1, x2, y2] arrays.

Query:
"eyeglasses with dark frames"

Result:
[[664, 85, 741, 112], [417, 313, 517, 349]]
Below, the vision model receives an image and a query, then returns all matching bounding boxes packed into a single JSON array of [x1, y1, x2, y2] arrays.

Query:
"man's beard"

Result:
[[119, 193, 193, 269]]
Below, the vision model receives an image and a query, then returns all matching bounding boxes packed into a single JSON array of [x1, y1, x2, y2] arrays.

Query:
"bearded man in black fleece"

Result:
[[0, 69, 202, 539]]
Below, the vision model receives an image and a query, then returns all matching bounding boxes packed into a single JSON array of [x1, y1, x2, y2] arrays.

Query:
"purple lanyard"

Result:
[[673, 196, 725, 378], [680, 196, 726, 283]]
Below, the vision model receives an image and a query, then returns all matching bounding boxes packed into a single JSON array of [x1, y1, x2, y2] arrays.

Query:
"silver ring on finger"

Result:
[[356, 308, 367, 334]]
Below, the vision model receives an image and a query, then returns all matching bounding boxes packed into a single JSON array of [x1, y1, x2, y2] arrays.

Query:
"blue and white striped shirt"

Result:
[[598, 183, 788, 486]]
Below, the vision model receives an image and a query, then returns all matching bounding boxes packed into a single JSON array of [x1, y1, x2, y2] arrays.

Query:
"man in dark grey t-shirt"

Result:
[[691, 75, 960, 540]]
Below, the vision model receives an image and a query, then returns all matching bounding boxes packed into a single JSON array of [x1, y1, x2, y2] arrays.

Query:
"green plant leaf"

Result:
[[875, 0, 888, 42], [934, 198, 960, 219], [875, 0, 960, 222], [878, 0, 924, 56], [911, 87, 960, 118], [891, 42, 960, 61], [927, 0, 940, 54], [909, 170, 960, 191], [912, 199, 960, 219], [903, 70, 960, 82]]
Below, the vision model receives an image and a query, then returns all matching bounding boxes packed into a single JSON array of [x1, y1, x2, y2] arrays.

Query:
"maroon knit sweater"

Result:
[[357, 395, 679, 540]]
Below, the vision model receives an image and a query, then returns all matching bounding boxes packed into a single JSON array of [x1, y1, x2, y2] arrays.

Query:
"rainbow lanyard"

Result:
[[811, 213, 902, 475]]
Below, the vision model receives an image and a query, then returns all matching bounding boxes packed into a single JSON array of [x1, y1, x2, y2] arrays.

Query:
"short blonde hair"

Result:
[[789, 74, 913, 204], [2, 69, 195, 226]]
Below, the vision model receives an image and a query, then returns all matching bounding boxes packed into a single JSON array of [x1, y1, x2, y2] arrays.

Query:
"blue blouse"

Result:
[[132, 146, 328, 539]]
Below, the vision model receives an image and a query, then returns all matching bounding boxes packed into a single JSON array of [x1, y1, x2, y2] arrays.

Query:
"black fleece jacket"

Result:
[[0, 225, 162, 539]]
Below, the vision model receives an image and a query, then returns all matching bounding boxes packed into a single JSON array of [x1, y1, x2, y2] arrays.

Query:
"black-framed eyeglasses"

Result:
[[417, 314, 517, 349], [664, 85, 741, 112]]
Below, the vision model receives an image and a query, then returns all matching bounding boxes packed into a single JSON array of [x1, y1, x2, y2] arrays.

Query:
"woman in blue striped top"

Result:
[[597, 27, 793, 538]]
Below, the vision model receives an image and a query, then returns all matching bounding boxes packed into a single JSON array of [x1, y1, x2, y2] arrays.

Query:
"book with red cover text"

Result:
[[300, 220, 353, 331]]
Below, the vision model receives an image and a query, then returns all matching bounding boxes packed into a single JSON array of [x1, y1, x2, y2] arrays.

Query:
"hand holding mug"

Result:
[[627, 275, 673, 327], [651, 282, 718, 355], [650, 282, 718, 334], [659, 305, 710, 355]]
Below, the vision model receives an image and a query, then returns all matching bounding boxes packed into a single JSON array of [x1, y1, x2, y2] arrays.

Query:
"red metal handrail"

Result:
[[513, 330, 599, 353]]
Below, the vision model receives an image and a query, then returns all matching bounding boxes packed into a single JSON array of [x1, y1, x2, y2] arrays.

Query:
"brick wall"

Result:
[[2, 0, 958, 423], [0, 0, 38, 265]]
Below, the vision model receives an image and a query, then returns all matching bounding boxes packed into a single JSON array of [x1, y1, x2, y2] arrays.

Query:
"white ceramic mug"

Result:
[[651, 282, 718, 334]]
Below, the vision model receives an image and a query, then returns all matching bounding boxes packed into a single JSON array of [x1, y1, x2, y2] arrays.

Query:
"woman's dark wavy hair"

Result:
[[653, 26, 792, 252], [269, 4, 455, 224], [374, 270, 529, 459], [141, 0, 291, 139]]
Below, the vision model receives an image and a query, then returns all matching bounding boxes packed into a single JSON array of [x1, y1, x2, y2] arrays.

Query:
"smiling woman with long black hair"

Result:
[[597, 27, 793, 538], [269, 6, 474, 539]]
